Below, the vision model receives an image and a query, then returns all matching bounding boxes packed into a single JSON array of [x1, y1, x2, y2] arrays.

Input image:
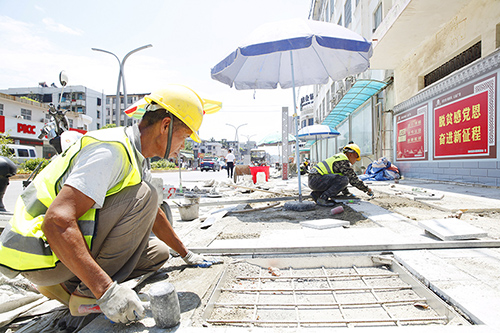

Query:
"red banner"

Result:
[[434, 91, 489, 158], [397, 113, 425, 160]]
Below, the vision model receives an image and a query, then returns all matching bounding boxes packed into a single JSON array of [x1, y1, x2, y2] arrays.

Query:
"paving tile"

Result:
[[418, 218, 488, 240]]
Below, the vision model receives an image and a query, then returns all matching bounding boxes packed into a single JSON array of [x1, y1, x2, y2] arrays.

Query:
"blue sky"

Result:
[[0, 0, 312, 142]]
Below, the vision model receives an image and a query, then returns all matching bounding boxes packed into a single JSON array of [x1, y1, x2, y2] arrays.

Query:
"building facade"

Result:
[[0, 85, 100, 131], [309, 0, 500, 186], [0, 93, 49, 158], [105, 93, 148, 127]]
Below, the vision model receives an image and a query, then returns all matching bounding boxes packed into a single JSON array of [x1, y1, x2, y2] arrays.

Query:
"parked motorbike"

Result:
[[23, 71, 76, 189]]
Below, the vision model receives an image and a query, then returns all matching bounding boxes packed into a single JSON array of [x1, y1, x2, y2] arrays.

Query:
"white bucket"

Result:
[[256, 172, 267, 184], [178, 203, 199, 221]]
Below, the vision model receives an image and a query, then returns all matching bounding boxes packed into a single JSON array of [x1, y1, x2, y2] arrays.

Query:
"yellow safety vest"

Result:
[[312, 153, 349, 176], [0, 127, 142, 272]]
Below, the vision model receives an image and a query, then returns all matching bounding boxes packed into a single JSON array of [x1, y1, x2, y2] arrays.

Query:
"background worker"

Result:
[[0, 85, 220, 325], [308, 143, 374, 206], [225, 149, 235, 179]]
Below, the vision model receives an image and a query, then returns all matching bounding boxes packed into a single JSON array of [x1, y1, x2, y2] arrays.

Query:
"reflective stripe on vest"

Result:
[[312, 153, 349, 176], [0, 127, 142, 271]]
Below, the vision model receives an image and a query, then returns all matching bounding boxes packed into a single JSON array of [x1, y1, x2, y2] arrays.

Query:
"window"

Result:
[[127, 97, 133, 104], [338, 15, 342, 26], [18, 149, 30, 157], [97, 110, 101, 119], [106, 97, 110, 104], [43, 94, 52, 103], [374, 3, 382, 31], [29, 149, 36, 157], [97, 98, 101, 106], [68, 119, 74, 128], [77, 106, 83, 113], [77, 93, 83, 100], [97, 123, 101, 129], [106, 107, 110, 115], [308, 118, 314, 126], [21, 108, 32, 120], [344, 0, 351, 27], [0, 103, 3, 115]]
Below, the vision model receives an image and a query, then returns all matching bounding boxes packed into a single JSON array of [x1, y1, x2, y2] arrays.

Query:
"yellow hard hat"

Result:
[[343, 143, 361, 161], [144, 85, 204, 143]]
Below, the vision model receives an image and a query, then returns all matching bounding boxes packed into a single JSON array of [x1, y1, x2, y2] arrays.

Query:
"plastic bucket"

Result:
[[178, 204, 199, 221], [256, 172, 266, 184], [249, 166, 270, 184]]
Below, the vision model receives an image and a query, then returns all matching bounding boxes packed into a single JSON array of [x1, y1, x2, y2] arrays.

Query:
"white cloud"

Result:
[[34, 5, 46, 13], [42, 18, 83, 36]]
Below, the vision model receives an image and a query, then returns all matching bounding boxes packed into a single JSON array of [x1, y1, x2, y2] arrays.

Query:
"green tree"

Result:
[[0, 134, 14, 158], [101, 123, 117, 130]]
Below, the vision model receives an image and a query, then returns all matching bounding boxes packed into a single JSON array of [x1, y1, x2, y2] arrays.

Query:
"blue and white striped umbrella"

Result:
[[211, 18, 372, 90], [298, 124, 340, 139]]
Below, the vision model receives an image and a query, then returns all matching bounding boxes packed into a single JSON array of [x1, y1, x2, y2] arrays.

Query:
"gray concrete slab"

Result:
[[418, 218, 488, 240], [299, 218, 349, 229], [395, 249, 500, 328]]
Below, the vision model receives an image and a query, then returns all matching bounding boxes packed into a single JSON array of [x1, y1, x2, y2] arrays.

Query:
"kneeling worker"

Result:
[[308, 143, 374, 206], [0, 85, 220, 324]]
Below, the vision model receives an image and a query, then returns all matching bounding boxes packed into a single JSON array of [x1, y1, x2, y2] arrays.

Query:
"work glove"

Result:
[[367, 188, 375, 198], [182, 250, 223, 268], [96, 281, 145, 324]]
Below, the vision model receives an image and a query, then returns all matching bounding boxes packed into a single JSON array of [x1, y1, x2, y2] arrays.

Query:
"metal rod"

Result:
[[207, 316, 447, 325], [236, 272, 399, 280], [212, 298, 427, 308], [353, 265, 400, 326], [221, 285, 412, 293], [190, 239, 500, 254]]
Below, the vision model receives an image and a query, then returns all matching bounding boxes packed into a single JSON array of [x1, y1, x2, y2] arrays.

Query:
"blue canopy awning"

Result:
[[322, 79, 388, 129]]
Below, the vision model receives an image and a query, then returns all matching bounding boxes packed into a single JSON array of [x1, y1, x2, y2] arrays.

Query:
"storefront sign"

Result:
[[396, 105, 427, 161], [433, 75, 496, 159], [0, 115, 45, 145]]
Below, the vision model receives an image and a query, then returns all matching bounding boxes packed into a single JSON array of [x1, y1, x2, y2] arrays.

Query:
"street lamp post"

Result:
[[226, 123, 247, 159], [92, 44, 152, 126]]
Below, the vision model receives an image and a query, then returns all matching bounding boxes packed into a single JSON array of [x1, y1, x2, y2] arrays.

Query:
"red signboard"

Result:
[[434, 91, 489, 158], [396, 106, 427, 161]]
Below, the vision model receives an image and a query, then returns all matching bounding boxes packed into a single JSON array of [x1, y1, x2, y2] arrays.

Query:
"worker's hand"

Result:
[[182, 250, 223, 268], [96, 281, 145, 324], [367, 188, 375, 198]]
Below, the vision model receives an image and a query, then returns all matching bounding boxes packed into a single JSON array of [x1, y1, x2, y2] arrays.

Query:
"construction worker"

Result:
[[308, 143, 374, 206], [0, 85, 220, 325], [300, 157, 310, 175]]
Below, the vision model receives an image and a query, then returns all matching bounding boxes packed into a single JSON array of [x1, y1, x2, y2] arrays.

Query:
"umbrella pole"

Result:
[[290, 51, 302, 202]]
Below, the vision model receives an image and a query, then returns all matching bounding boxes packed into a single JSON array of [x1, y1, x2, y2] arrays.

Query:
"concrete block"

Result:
[[418, 218, 488, 241], [433, 168, 444, 174], [477, 176, 497, 187], [463, 176, 479, 184], [470, 169, 488, 177], [300, 218, 349, 229], [463, 161, 479, 168], [449, 161, 463, 168], [487, 168, 500, 178], [478, 161, 497, 169], [456, 169, 470, 175]]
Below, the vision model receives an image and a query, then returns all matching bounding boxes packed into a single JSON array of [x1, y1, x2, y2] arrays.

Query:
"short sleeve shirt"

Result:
[[62, 125, 146, 209]]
